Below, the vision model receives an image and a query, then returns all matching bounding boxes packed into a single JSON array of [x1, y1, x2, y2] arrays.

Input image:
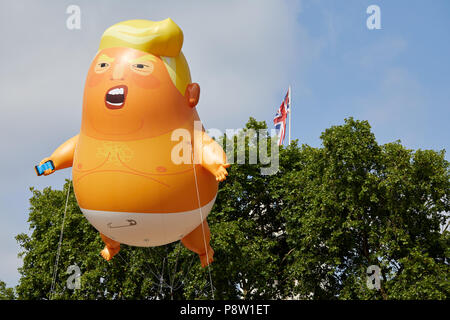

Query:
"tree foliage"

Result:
[[0, 281, 15, 300], [9, 117, 449, 300], [281, 118, 449, 299]]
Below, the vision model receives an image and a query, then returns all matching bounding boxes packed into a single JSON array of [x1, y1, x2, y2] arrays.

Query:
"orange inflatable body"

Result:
[[73, 117, 218, 214], [37, 19, 229, 267], [73, 46, 218, 214]]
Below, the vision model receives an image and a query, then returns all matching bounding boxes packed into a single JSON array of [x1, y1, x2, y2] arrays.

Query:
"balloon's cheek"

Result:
[[131, 74, 160, 89], [87, 72, 103, 87]]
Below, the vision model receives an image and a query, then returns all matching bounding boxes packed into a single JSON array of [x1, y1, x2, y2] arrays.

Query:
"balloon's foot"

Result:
[[199, 247, 214, 268], [100, 245, 120, 261]]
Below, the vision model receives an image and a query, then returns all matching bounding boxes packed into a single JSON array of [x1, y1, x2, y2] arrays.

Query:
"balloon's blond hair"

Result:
[[99, 19, 191, 95]]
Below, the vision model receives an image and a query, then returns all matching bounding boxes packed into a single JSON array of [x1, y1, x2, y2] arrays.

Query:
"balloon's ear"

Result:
[[185, 83, 200, 108]]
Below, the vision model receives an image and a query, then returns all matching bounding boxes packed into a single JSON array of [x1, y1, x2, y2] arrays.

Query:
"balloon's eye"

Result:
[[131, 63, 153, 75], [94, 61, 110, 73]]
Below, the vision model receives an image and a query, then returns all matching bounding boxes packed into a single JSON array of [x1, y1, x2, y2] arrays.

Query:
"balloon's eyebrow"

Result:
[[129, 54, 156, 64], [97, 54, 115, 62]]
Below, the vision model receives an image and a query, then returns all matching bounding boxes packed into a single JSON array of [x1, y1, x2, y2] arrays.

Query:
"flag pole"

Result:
[[288, 85, 292, 145]]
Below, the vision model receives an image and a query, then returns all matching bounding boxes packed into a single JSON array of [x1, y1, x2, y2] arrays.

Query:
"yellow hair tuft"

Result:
[[99, 19, 191, 95]]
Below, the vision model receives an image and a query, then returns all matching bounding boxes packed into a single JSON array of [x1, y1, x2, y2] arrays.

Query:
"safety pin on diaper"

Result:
[[107, 219, 137, 229]]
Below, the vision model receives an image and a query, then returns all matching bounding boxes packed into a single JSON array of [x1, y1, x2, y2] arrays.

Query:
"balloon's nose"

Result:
[[111, 63, 125, 80]]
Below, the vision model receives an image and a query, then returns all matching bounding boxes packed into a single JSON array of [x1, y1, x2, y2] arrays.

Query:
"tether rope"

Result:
[[49, 180, 71, 299], [191, 142, 215, 299]]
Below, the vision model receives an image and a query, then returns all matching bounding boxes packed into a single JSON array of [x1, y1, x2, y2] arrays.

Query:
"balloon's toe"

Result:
[[199, 247, 214, 268], [100, 246, 119, 261]]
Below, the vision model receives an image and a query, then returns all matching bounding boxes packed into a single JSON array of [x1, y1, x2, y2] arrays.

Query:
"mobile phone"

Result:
[[35, 160, 55, 176]]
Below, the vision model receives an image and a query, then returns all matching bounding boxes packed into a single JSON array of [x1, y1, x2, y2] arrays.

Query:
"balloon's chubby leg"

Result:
[[38, 134, 79, 175], [181, 221, 214, 268], [100, 233, 121, 261]]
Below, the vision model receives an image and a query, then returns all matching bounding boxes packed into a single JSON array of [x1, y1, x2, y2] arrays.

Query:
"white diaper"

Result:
[[80, 196, 216, 247]]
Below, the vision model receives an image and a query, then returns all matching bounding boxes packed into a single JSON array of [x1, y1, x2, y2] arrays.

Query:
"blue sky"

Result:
[[0, 0, 449, 288], [290, 0, 450, 152]]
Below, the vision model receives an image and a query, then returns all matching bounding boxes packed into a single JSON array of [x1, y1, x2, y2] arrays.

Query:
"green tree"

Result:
[[282, 118, 449, 299], [14, 118, 449, 299], [0, 280, 15, 300]]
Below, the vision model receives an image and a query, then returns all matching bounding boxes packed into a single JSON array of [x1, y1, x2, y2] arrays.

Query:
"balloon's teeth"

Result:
[[108, 88, 124, 95], [106, 101, 123, 106]]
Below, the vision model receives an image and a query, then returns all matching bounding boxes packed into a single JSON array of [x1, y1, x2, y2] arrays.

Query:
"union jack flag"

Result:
[[273, 88, 290, 146]]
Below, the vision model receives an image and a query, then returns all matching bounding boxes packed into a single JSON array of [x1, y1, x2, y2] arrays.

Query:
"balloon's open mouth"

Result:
[[105, 85, 128, 109]]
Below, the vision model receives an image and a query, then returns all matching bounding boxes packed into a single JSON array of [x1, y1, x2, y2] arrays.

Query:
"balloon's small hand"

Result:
[[213, 163, 230, 182], [38, 157, 56, 176]]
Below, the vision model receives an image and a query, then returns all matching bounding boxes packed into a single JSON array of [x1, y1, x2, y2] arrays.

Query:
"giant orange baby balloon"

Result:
[[37, 19, 229, 267]]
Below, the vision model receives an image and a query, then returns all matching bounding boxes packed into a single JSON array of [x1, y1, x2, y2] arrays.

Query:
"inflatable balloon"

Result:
[[36, 19, 229, 267]]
